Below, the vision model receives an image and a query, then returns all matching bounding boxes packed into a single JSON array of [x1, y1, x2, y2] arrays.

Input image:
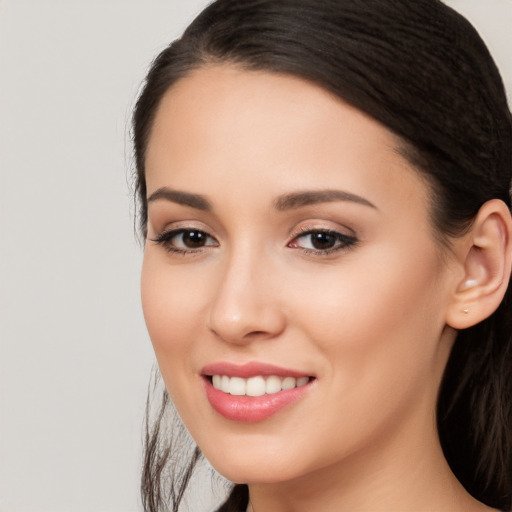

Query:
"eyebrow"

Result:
[[273, 189, 376, 210], [147, 187, 376, 212], [147, 187, 212, 211]]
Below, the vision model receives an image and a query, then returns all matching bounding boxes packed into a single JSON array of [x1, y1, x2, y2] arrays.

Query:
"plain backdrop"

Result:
[[0, 1, 510, 511]]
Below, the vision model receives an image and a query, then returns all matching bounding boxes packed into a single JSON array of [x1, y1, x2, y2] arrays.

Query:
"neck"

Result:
[[247, 405, 492, 512]]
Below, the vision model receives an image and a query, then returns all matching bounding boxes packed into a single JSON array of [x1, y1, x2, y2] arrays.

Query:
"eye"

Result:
[[288, 229, 357, 254], [151, 228, 219, 253]]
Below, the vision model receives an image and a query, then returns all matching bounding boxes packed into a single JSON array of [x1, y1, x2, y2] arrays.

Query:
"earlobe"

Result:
[[446, 199, 512, 330]]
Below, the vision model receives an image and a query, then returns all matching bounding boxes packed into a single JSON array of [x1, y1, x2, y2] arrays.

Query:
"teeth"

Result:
[[281, 376, 296, 390], [229, 377, 246, 396], [265, 375, 282, 394], [221, 375, 230, 393], [211, 375, 311, 396], [297, 376, 309, 387], [246, 376, 266, 397]]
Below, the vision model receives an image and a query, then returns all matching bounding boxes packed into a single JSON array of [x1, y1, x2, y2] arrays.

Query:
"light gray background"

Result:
[[0, 1, 510, 511]]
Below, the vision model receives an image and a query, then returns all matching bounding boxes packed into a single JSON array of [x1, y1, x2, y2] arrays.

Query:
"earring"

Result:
[[463, 308, 469, 314]]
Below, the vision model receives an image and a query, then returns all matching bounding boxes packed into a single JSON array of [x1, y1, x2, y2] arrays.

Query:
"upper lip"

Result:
[[201, 361, 313, 379]]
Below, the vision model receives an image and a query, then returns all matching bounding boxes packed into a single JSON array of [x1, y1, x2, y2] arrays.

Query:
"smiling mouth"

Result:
[[207, 375, 313, 396], [203, 368, 315, 422]]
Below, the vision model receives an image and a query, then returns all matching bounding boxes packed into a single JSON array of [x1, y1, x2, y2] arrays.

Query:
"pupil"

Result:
[[183, 231, 205, 248], [311, 232, 336, 249]]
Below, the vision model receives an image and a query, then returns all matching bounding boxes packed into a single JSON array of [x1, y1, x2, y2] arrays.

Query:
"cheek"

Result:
[[140, 255, 214, 425], [277, 247, 448, 464], [140, 253, 205, 370], [290, 242, 446, 391]]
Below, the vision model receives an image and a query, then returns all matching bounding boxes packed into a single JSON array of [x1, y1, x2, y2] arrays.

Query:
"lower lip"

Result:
[[204, 378, 312, 423]]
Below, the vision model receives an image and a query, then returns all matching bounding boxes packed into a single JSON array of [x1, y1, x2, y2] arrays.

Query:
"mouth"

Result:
[[201, 362, 315, 422], [207, 374, 312, 396]]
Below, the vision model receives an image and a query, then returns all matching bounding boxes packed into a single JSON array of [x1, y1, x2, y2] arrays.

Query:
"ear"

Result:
[[446, 199, 512, 330]]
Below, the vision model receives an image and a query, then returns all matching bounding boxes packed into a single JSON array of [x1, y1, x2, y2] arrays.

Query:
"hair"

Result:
[[132, 1, 512, 510]]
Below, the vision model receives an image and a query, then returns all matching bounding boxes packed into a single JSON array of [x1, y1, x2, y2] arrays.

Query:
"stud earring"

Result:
[[463, 308, 469, 314]]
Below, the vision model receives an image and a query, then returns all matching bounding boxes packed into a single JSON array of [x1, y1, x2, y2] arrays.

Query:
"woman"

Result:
[[132, 0, 512, 510]]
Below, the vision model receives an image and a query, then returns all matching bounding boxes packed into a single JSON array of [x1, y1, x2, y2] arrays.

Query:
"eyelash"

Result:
[[150, 228, 218, 255], [150, 227, 358, 256], [288, 227, 358, 256]]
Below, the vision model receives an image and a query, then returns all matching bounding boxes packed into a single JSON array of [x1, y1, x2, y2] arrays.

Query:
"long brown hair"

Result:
[[132, 1, 512, 510]]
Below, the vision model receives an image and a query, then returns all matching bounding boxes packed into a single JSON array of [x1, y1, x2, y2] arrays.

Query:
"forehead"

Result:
[[148, 65, 395, 156], [145, 65, 430, 219]]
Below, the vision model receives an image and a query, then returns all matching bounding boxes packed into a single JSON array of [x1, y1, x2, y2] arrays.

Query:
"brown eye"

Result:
[[289, 229, 357, 254], [181, 230, 208, 248], [151, 228, 219, 253], [309, 232, 338, 250]]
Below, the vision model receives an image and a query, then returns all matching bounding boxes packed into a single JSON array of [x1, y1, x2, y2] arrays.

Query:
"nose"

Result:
[[207, 249, 286, 344]]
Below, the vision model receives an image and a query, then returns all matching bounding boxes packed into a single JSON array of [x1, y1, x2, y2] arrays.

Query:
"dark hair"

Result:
[[132, 1, 512, 510]]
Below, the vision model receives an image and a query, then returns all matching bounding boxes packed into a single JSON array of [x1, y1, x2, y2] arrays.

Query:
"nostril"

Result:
[[245, 330, 266, 337], [207, 302, 287, 344]]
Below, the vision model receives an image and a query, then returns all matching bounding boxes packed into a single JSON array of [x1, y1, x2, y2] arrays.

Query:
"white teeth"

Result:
[[229, 377, 246, 396], [297, 376, 309, 387], [281, 377, 296, 390], [221, 375, 230, 393], [265, 375, 282, 394], [211, 375, 311, 396], [246, 376, 266, 397]]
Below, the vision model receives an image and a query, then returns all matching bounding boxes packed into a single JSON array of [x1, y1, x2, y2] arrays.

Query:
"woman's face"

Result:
[[141, 66, 458, 484]]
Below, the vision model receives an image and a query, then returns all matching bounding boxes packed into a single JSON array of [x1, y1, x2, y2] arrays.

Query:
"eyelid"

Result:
[[149, 218, 213, 235], [150, 223, 219, 254], [287, 222, 358, 255], [289, 220, 356, 239], [149, 220, 357, 256]]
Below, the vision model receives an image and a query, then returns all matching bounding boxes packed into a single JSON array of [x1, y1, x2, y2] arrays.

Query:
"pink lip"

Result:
[[201, 361, 311, 379], [201, 362, 314, 423]]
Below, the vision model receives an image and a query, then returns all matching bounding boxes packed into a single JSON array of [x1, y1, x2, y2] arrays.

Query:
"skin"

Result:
[[141, 65, 505, 511]]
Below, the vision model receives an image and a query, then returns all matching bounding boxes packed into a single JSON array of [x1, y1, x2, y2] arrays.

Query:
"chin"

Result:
[[214, 463, 299, 485], [201, 442, 314, 485]]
